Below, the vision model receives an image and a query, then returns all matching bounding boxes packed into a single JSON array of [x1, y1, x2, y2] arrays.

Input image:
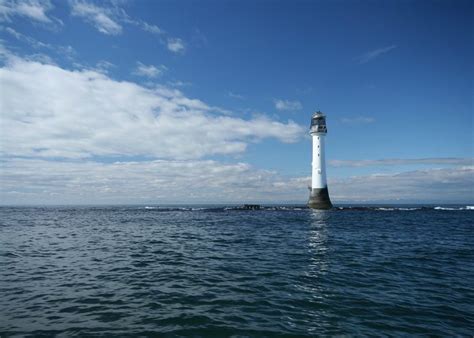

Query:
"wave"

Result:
[[139, 205, 473, 212], [339, 206, 472, 211], [434, 206, 473, 211], [336, 206, 421, 211], [375, 207, 421, 211]]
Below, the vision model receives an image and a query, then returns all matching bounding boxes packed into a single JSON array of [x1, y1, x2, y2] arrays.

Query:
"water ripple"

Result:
[[0, 206, 473, 335]]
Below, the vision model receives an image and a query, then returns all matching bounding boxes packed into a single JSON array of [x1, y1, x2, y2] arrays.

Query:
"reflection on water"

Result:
[[308, 209, 329, 267]]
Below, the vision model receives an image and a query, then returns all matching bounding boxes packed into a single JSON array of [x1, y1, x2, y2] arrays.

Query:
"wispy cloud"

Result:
[[339, 116, 375, 124], [3, 26, 49, 48], [3, 27, 76, 60], [68, 1, 186, 54], [70, 0, 122, 35], [274, 99, 302, 111], [356, 45, 397, 64], [134, 22, 185, 54], [168, 80, 192, 87], [133, 61, 166, 78], [94, 60, 115, 74], [140, 21, 162, 34], [0, 0, 53, 23], [228, 92, 244, 99], [330, 158, 474, 168]]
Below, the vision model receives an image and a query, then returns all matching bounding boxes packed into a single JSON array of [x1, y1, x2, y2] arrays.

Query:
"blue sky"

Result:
[[0, 0, 472, 204]]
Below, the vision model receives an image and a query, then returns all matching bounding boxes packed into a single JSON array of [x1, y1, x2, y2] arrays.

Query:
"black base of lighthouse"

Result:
[[308, 187, 333, 210]]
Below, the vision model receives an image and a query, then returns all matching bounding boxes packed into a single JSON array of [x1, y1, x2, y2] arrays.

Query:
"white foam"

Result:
[[434, 206, 474, 211], [376, 207, 420, 211]]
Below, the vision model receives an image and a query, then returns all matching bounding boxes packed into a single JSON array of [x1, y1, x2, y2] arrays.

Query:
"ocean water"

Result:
[[0, 205, 473, 336]]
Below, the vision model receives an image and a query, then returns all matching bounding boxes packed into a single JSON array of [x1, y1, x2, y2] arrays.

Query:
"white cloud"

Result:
[[0, 55, 304, 161], [133, 61, 165, 78], [356, 45, 397, 64], [274, 99, 302, 111], [139, 23, 186, 55], [67, 1, 186, 54], [70, 0, 122, 35], [329, 166, 474, 203], [0, 158, 300, 204], [167, 37, 185, 53], [330, 158, 474, 168], [132, 20, 186, 55], [339, 116, 375, 124], [1, 159, 472, 205], [266, 166, 474, 204], [0, 0, 55, 23]]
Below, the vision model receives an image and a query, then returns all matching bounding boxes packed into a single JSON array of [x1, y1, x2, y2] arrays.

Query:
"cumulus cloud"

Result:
[[274, 99, 302, 111], [356, 45, 397, 64], [70, 0, 122, 35], [0, 0, 55, 23], [0, 55, 304, 160]]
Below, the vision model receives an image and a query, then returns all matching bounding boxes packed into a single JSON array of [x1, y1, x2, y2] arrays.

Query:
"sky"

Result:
[[0, 0, 472, 205]]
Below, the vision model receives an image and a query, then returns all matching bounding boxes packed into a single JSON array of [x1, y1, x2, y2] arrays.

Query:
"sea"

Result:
[[0, 205, 473, 336]]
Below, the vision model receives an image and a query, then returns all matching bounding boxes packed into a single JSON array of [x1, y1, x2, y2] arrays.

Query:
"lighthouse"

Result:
[[308, 111, 333, 209]]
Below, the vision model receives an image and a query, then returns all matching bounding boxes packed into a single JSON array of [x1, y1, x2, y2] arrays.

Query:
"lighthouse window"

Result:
[[317, 137, 319, 140]]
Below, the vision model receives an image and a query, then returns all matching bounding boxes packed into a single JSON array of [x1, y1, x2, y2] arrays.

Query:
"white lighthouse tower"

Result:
[[308, 111, 333, 209]]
